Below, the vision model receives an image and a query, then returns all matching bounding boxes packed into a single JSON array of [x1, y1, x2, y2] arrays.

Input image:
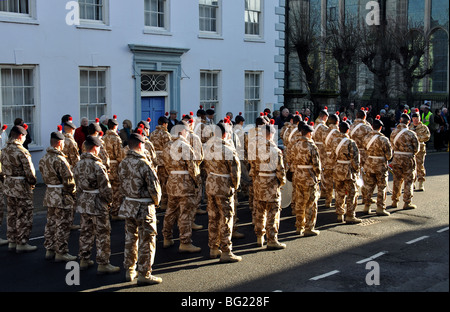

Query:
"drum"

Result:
[[280, 180, 293, 209]]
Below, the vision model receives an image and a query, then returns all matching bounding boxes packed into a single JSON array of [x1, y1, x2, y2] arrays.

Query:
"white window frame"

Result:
[[199, 0, 222, 39], [0, 64, 40, 146], [0, 0, 38, 25], [79, 67, 110, 124], [77, 0, 110, 29], [244, 0, 264, 40], [244, 71, 262, 125], [143, 0, 171, 35], [200, 70, 221, 119]]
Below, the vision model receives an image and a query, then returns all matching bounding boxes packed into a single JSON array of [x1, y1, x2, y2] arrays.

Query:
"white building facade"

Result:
[[0, 0, 286, 181]]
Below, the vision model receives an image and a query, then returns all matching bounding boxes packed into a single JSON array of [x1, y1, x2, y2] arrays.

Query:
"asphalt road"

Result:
[[0, 151, 448, 297]]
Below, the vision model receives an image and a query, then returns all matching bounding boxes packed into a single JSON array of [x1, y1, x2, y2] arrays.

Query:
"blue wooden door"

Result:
[[141, 97, 165, 132]]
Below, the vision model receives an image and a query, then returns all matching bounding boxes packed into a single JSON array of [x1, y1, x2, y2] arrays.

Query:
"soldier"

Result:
[[162, 121, 202, 253], [409, 108, 431, 191], [149, 116, 172, 210], [204, 123, 241, 262], [312, 109, 329, 198], [329, 119, 362, 224], [82, 121, 110, 172], [62, 117, 81, 230], [118, 129, 162, 285], [362, 116, 393, 216], [0, 124, 8, 246], [103, 115, 125, 219], [73, 136, 119, 274], [289, 122, 322, 235], [349, 108, 373, 205], [322, 112, 340, 208], [1, 124, 37, 253], [253, 123, 286, 248], [39, 128, 77, 262], [136, 119, 157, 167], [390, 112, 419, 209], [62, 117, 80, 169]]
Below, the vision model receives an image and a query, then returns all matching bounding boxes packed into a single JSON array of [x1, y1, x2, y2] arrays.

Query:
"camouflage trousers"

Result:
[[158, 166, 169, 209], [6, 196, 34, 244], [109, 178, 124, 217], [44, 207, 73, 254], [415, 151, 426, 183], [391, 155, 416, 204], [294, 183, 319, 231], [363, 170, 388, 210], [123, 207, 157, 276], [207, 194, 235, 252], [163, 195, 196, 244], [334, 180, 358, 217], [78, 213, 111, 265], [321, 168, 335, 205], [254, 200, 281, 243]]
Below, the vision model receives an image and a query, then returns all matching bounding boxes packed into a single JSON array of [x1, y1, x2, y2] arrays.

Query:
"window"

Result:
[[0, 0, 29, 14], [199, 0, 219, 33], [245, 0, 262, 36], [144, 0, 167, 29], [80, 68, 108, 123], [245, 71, 262, 124], [78, 0, 108, 24], [0, 66, 36, 144], [200, 71, 220, 116]]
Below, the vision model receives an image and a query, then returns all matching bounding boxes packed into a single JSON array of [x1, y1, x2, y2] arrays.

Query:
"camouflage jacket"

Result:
[[103, 130, 125, 179], [280, 122, 294, 146], [118, 150, 161, 218], [188, 131, 204, 165], [349, 119, 372, 163], [63, 133, 80, 169], [247, 126, 264, 174], [390, 123, 419, 157], [312, 120, 329, 160], [39, 147, 76, 209], [1, 139, 37, 199], [144, 137, 157, 168], [253, 139, 286, 202], [362, 130, 393, 174], [149, 125, 172, 167], [204, 136, 241, 197], [289, 136, 321, 186], [82, 138, 110, 172], [409, 122, 430, 153], [329, 132, 360, 181], [232, 124, 246, 161], [323, 124, 339, 170], [73, 152, 112, 215], [163, 136, 200, 197]]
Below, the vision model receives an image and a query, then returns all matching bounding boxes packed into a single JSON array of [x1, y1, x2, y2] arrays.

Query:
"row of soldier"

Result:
[[0, 104, 427, 286]]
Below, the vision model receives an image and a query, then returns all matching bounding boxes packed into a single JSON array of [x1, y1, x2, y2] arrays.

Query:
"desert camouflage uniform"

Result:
[[149, 125, 172, 209], [288, 136, 321, 232], [283, 126, 301, 213], [1, 138, 37, 245], [188, 129, 204, 212], [63, 132, 80, 169], [204, 136, 241, 253], [39, 147, 76, 255], [409, 122, 430, 183], [103, 130, 125, 216], [312, 120, 329, 196], [162, 135, 200, 245], [118, 149, 161, 278], [280, 122, 294, 146], [322, 124, 339, 206], [349, 118, 372, 202], [390, 124, 419, 205], [0, 150, 6, 237], [82, 138, 110, 173], [246, 126, 263, 216], [252, 138, 286, 243], [328, 132, 360, 218], [143, 137, 158, 169], [233, 124, 250, 197], [73, 152, 113, 265], [362, 130, 393, 211]]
